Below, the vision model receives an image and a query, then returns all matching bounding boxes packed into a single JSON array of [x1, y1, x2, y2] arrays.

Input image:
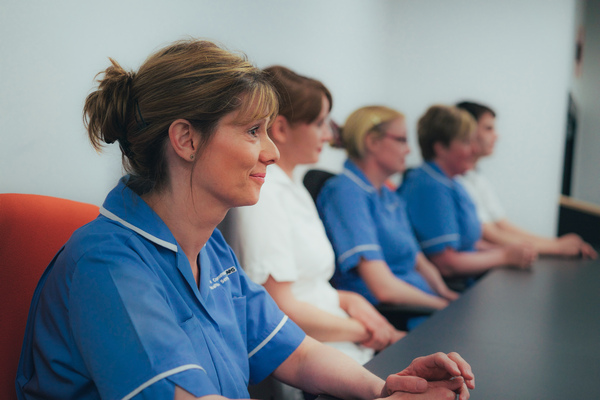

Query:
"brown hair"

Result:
[[341, 105, 405, 160], [263, 66, 332, 126], [417, 105, 476, 160], [84, 39, 278, 195]]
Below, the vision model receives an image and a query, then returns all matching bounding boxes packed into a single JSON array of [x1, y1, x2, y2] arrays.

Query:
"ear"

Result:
[[168, 119, 199, 162], [364, 131, 382, 153], [269, 115, 290, 145], [433, 141, 447, 158]]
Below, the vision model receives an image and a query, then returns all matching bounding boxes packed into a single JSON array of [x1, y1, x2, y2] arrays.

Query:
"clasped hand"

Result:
[[378, 352, 474, 400]]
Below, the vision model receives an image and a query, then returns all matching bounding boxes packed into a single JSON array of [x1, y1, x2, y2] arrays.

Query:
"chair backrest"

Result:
[[0, 193, 99, 400], [303, 169, 335, 204]]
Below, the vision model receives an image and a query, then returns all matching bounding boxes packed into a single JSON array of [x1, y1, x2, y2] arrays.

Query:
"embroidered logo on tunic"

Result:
[[208, 266, 237, 290]]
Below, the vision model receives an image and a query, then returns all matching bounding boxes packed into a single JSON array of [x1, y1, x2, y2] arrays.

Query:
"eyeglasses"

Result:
[[384, 134, 408, 144]]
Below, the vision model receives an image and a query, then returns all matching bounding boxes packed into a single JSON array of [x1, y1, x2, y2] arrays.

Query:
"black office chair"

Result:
[[303, 169, 434, 331], [375, 303, 436, 331], [303, 169, 335, 203]]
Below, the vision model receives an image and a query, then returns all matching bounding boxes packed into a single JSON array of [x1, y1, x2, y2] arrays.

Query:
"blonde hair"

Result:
[[84, 39, 278, 195], [417, 105, 476, 160], [341, 106, 405, 160]]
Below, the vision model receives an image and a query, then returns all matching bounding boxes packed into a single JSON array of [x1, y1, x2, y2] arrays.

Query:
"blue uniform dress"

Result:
[[16, 177, 305, 400], [316, 159, 435, 306], [397, 161, 482, 256]]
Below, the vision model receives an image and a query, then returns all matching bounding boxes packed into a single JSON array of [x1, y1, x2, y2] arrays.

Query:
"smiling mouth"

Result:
[[250, 173, 266, 183]]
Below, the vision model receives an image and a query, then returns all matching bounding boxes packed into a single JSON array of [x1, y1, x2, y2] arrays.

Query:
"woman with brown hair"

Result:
[[16, 40, 474, 400]]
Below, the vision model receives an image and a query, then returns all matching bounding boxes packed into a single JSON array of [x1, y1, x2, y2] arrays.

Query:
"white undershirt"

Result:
[[457, 169, 506, 224]]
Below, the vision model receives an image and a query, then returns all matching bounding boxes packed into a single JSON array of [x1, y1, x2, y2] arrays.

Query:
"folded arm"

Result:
[[358, 259, 448, 309], [414, 253, 459, 301], [428, 245, 535, 277], [273, 337, 474, 400], [176, 340, 475, 400], [263, 276, 370, 345], [487, 220, 597, 259]]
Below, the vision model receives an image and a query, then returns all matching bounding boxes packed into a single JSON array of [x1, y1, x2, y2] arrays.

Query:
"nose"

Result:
[[322, 123, 334, 143], [260, 134, 280, 165]]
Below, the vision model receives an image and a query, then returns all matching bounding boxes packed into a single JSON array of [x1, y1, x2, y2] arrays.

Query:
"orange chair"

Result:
[[0, 193, 99, 400]]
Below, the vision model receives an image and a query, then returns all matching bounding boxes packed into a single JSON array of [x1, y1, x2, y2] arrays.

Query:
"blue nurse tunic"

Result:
[[16, 176, 305, 400], [398, 162, 482, 256], [316, 159, 435, 305]]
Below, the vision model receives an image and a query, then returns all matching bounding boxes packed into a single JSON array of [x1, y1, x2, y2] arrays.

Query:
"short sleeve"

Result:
[[401, 180, 461, 255], [230, 181, 298, 284], [317, 179, 384, 272], [68, 241, 217, 400], [240, 269, 306, 383]]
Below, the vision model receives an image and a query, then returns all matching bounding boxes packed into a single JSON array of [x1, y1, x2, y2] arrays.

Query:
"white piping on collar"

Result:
[[100, 206, 178, 252], [342, 168, 375, 193], [121, 364, 205, 400], [422, 163, 453, 189]]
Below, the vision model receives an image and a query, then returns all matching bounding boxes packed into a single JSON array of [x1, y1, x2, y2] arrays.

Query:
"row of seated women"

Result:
[[19, 38, 595, 400], [225, 65, 598, 371], [17, 39, 475, 400]]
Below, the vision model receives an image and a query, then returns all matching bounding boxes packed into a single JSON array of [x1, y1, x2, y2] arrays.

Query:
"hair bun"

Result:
[[84, 58, 135, 151]]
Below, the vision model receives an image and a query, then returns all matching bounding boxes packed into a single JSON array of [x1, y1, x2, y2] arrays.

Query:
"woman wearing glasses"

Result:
[[317, 106, 458, 330]]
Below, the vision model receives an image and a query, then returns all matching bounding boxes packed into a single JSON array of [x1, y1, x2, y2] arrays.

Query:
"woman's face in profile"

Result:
[[473, 112, 498, 157], [191, 106, 279, 209], [370, 117, 411, 175], [437, 132, 476, 176], [287, 95, 333, 165]]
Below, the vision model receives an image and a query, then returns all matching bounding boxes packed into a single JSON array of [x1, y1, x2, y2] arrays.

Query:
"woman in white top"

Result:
[[228, 66, 404, 364], [456, 101, 597, 259]]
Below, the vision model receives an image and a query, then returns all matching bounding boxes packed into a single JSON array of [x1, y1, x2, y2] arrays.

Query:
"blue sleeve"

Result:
[[69, 241, 218, 400], [401, 180, 461, 255], [211, 232, 306, 385], [241, 269, 306, 384], [317, 179, 384, 272]]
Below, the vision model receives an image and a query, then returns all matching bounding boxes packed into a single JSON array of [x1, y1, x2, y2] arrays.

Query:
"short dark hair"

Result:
[[456, 101, 496, 121]]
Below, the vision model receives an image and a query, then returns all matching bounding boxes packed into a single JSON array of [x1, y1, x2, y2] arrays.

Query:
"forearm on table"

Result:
[[263, 277, 369, 343], [487, 220, 562, 254], [273, 336, 384, 400], [280, 299, 369, 343], [414, 253, 450, 295], [429, 248, 505, 276], [358, 260, 447, 309], [482, 222, 525, 246]]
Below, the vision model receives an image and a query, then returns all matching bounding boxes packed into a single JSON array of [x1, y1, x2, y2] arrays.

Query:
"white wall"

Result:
[[571, 0, 600, 206], [0, 0, 578, 236], [385, 0, 577, 237]]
